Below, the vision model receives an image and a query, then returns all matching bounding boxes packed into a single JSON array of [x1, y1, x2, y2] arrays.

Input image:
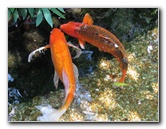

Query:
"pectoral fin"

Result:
[[53, 71, 59, 89], [67, 42, 82, 59], [98, 34, 110, 40], [28, 45, 50, 62], [78, 39, 85, 49], [83, 13, 94, 25]]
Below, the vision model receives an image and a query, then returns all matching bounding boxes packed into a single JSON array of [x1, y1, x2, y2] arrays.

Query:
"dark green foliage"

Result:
[[18, 8, 28, 20], [28, 8, 34, 18], [8, 8, 65, 28], [36, 9, 43, 27], [13, 9, 19, 22], [42, 8, 53, 28], [50, 8, 65, 19]]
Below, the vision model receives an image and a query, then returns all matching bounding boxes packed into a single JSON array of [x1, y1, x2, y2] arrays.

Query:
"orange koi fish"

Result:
[[28, 28, 81, 121], [60, 13, 128, 83]]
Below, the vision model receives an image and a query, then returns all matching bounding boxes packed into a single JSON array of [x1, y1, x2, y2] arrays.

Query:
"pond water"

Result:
[[8, 8, 158, 122]]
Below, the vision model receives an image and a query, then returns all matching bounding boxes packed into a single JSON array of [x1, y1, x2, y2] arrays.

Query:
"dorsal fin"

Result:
[[83, 13, 94, 25], [78, 13, 94, 49]]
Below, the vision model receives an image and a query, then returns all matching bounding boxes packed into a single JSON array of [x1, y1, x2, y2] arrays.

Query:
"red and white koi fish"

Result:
[[60, 13, 128, 83], [28, 28, 81, 121]]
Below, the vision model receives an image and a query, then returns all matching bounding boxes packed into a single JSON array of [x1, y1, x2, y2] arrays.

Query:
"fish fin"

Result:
[[98, 34, 110, 40], [62, 69, 70, 101], [98, 48, 102, 51], [78, 39, 85, 49], [119, 70, 127, 83], [28, 45, 50, 62], [67, 42, 82, 59], [73, 63, 79, 85], [36, 105, 66, 121], [72, 63, 79, 99], [53, 71, 59, 89], [83, 13, 94, 25]]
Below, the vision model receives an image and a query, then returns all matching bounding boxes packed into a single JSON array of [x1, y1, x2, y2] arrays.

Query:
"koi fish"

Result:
[[28, 28, 81, 121], [60, 13, 128, 83]]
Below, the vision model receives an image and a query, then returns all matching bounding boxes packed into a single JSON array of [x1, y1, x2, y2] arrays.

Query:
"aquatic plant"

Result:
[[8, 8, 65, 28]]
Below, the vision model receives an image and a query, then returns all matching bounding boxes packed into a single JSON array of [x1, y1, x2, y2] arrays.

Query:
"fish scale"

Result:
[[79, 24, 126, 55]]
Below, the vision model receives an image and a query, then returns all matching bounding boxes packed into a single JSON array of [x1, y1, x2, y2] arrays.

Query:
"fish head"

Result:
[[49, 28, 66, 45], [60, 22, 82, 38]]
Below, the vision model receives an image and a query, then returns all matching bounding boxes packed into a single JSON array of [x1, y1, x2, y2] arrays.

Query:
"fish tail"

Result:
[[119, 70, 127, 82], [36, 92, 74, 121], [53, 91, 74, 120], [119, 57, 128, 82], [36, 85, 75, 121], [36, 105, 66, 121], [61, 69, 76, 112], [61, 91, 75, 110], [50, 108, 67, 121]]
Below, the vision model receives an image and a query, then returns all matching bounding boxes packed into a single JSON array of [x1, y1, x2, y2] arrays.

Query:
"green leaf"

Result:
[[50, 8, 65, 19], [18, 8, 28, 20], [42, 8, 53, 28], [36, 9, 43, 27], [9, 8, 15, 13], [113, 82, 129, 86], [57, 8, 65, 13], [28, 8, 34, 18], [13, 9, 19, 22], [8, 9, 11, 21]]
